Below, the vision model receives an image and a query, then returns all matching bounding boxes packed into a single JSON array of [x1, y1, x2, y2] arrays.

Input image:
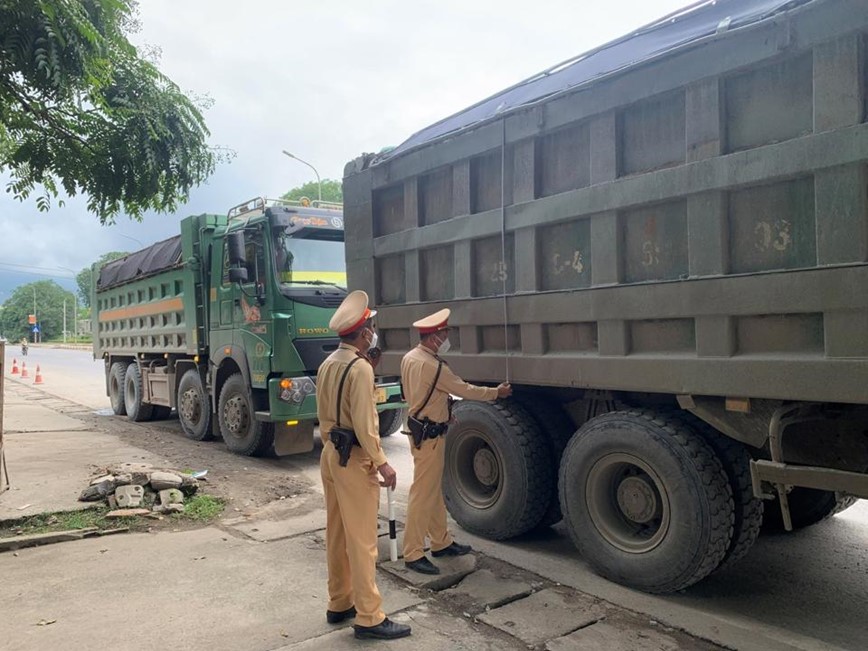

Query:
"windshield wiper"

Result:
[[284, 280, 337, 286]]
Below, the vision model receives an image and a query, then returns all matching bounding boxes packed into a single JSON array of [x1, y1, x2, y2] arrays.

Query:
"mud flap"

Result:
[[273, 421, 315, 456]]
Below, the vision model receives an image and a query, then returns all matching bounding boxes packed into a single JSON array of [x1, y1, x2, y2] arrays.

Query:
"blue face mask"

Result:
[[436, 334, 450, 355]]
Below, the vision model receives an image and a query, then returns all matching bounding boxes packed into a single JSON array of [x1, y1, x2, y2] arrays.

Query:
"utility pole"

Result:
[[63, 298, 67, 344]]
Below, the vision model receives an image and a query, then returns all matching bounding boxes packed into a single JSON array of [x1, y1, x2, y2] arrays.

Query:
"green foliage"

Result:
[[281, 179, 342, 204], [177, 494, 224, 521], [0, 280, 77, 340], [76, 250, 128, 307], [0, 0, 228, 223]]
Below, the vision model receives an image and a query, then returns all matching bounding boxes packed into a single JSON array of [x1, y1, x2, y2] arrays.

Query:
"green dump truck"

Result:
[[93, 198, 405, 457], [344, 0, 868, 593]]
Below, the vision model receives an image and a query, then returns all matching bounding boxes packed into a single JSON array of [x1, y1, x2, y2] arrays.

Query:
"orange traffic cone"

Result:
[[34, 365, 43, 385], [20, 362, 28, 378], [11, 358, 18, 374]]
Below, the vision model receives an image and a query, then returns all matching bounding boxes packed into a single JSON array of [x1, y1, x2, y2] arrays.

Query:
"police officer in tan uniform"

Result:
[[401, 308, 512, 575], [317, 290, 411, 640]]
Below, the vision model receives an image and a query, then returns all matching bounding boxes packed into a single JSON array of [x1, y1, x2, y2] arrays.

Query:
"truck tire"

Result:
[[218, 373, 274, 456], [559, 410, 734, 593], [687, 419, 763, 572], [443, 401, 553, 540], [124, 363, 154, 422], [178, 369, 213, 441], [763, 489, 858, 532], [109, 362, 127, 416], [511, 394, 575, 528], [378, 407, 406, 438]]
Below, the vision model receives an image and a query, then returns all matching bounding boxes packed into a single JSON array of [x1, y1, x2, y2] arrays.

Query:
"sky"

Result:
[[0, 0, 692, 301]]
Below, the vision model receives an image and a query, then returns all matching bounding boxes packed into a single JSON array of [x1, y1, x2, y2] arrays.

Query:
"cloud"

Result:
[[1, 0, 690, 291]]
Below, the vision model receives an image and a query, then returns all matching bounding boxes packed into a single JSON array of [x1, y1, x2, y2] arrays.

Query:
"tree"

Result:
[[281, 179, 342, 204], [0, 0, 224, 223], [76, 251, 129, 307], [0, 280, 76, 341]]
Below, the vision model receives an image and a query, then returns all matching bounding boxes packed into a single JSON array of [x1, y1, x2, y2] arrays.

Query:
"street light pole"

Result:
[[282, 150, 322, 202]]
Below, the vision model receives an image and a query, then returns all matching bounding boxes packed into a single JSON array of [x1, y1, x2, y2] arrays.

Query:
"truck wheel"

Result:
[[512, 394, 575, 528], [109, 362, 127, 416], [124, 363, 154, 422], [559, 410, 734, 593], [378, 407, 406, 438], [443, 401, 553, 540], [178, 369, 213, 441], [686, 418, 763, 572], [763, 489, 858, 531], [218, 373, 274, 456]]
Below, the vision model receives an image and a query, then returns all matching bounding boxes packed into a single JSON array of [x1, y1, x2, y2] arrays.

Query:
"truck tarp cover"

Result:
[[97, 236, 183, 290], [377, 0, 806, 162]]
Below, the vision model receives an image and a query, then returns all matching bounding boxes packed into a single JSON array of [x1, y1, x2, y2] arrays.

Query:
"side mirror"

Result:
[[227, 231, 247, 265], [228, 267, 248, 284]]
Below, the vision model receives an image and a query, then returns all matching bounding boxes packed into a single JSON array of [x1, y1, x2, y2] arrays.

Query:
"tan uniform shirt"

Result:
[[401, 345, 498, 423], [317, 343, 387, 467]]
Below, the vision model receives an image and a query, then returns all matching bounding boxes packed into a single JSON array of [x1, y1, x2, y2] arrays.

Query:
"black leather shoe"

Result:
[[404, 556, 440, 575], [354, 617, 412, 640], [431, 541, 472, 557], [326, 605, 356, 624]]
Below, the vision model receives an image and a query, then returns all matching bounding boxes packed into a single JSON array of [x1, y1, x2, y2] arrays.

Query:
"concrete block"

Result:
[[115, 485, 145, 508], [442, 568, 534, 610], [149, 471, 182, 490], [478, 587, 605, 646], [159, 489, 184, 505], [545, 621, 681, 651], [380, 553, 477, 591]]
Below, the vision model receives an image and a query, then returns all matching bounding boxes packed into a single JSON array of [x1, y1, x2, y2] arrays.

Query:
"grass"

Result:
[[178, 494, 224, 521], [0, 494, 225, 538]]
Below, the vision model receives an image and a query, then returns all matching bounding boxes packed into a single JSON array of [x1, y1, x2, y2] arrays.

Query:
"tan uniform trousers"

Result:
[[320, 442, 385, 628], [403, 436, 453, 562]]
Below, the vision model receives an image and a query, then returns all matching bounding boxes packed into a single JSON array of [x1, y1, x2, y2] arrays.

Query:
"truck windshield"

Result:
[[273, 227, 346, 288]]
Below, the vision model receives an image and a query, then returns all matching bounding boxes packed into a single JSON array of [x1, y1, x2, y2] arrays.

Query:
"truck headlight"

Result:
[[279, 376, 316, 403]]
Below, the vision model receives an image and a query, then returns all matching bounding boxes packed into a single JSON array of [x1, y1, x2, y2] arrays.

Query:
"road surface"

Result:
[[5, 345, 867, 650]]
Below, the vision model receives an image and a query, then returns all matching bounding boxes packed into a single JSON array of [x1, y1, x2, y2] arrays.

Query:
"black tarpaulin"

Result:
[[97, 236, 183, 290], [376, 0, 811, 163]]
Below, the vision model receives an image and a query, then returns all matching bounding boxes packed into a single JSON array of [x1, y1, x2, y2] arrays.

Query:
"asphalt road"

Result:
[[5, 344, 867, 650]]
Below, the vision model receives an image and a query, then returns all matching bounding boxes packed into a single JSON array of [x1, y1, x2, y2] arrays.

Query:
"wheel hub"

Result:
[[472, 448, 499, 487], [179, 389, 200, 423], [616, 476, 657, 523], [224, 395, 248, 436]]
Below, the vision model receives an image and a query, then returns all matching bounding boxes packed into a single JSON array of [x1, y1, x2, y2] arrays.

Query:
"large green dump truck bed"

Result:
[[93, 217, 210, 359]]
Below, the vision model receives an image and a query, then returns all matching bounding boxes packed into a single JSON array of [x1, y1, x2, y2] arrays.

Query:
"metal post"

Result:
[[63, 298, 67, 343]]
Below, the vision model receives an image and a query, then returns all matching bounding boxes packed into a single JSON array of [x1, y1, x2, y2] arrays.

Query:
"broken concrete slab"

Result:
[[115, 485, 145, 508], [149, 471, 182, 490], [545, 620, 683, 651], [380, 552, 477, 591], [442, 568, 534, 611], [478, 587, 606, 646], [158, 488, 184, 505]]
